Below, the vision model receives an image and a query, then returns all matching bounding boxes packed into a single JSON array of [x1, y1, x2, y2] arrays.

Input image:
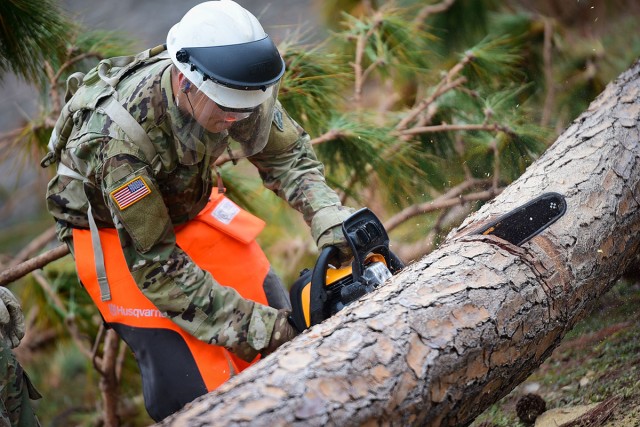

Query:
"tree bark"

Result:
[[99, 329, 121, 427], [157, 59, 640, 426]]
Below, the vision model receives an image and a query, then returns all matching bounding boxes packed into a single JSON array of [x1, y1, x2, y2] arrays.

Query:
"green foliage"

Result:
[[0, 0, 71, 84], [0, 17, 136, 166], [462, 35, 526, 86], [279, 42, 350, 136], [335, 5, 434, 83], [426, 0, 503, 54], [72, 29, 139, 59], [247, 0, 640, 263]]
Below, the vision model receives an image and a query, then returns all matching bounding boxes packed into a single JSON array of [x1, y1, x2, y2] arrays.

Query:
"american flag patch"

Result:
[[110, 177, 151, 210]]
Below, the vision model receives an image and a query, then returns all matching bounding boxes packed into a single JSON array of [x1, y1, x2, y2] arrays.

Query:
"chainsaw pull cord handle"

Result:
[[309, 246, 339, 327]]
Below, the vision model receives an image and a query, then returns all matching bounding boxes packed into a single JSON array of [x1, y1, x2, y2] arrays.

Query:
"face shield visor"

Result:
[[169, 36, 285, 162], [169, 80, 280, 161]]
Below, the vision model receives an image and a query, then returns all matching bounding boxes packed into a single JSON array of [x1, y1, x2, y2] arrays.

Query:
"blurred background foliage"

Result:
[[1, 0, 640, 424]]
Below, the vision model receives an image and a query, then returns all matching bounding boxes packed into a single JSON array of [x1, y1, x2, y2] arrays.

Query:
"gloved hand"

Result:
[[261, 309, 299, 357], [0, 287, 25, 349], [312, 205, 356, 266], [316, 224, 352, 266]]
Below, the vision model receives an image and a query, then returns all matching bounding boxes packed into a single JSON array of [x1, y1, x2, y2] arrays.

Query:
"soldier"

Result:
[[0, 287, 41, 426], [43, 0, 353, 421]]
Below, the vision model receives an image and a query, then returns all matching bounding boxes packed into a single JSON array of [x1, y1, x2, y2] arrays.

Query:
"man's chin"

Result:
[[203, 122, 233, 133]]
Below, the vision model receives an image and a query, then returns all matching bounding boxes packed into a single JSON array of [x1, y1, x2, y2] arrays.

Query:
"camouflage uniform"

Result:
[[45, 49, 351, 361], [0, 342, 41, 427], [0, 287, 41, 427]]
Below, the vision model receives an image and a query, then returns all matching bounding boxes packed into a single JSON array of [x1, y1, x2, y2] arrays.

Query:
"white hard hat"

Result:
[[166, 0, 285, 109]]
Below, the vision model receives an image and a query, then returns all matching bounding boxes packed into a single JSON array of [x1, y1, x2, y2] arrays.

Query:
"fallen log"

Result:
[[158, 59, 640, 426]]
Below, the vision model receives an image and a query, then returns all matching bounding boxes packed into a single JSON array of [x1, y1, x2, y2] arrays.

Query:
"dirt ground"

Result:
[[471, 279, 640, 427]]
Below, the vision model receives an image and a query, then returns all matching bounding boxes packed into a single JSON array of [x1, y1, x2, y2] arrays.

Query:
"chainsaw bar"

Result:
[[475, 192, 567, 246]]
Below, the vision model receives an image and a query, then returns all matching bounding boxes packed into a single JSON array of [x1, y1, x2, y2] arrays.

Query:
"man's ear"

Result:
[[176, 72, 191, 93], [177, 73, 192, 94]]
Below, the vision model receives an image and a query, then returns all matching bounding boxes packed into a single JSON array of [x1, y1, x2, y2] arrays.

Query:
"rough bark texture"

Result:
[[157, 60, 640, 426]]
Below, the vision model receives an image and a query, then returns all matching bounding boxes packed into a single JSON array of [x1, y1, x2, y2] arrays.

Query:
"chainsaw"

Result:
[[289, 208, 405, 331], [288, 192, 567, 331]]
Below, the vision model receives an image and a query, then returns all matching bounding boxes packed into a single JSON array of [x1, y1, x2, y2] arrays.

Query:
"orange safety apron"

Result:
[[72, 193, 270, 421]]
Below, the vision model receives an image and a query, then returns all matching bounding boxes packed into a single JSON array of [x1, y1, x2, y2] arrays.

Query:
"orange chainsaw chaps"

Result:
[[72, 194, 270, 393]]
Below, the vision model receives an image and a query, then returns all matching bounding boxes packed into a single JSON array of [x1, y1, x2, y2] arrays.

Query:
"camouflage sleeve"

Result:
[[249, 101, 353, 243], [101, 152, 277, 361], [0, 340, 41, 426]]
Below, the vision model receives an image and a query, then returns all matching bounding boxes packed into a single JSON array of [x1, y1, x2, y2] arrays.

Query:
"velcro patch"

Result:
[[272, 108, 284, 131], [110, 176, 151, 210], [211, 198, 240, 224]]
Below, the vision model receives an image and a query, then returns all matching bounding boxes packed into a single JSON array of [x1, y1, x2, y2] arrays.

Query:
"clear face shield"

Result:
[[167, 36, 285, 164], [169, 80, 279, 163]]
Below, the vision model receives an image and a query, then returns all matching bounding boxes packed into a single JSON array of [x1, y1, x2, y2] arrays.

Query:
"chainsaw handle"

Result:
[[309, 246, 338, 326], [342, 208, 405, 281]]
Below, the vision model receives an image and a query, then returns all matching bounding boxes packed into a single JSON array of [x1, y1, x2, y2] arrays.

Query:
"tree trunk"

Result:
[[157, 60, 640, 426], [99, 329, 122, 427]]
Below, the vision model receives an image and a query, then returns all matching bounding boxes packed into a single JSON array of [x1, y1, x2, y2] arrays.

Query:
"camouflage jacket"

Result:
[[45, 50, 350, 360], [0, 340, 41, 426]]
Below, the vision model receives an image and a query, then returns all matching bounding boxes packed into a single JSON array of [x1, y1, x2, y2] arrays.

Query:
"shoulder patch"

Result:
[[110, 176, 151, 210], [273, 108, 284, 132]]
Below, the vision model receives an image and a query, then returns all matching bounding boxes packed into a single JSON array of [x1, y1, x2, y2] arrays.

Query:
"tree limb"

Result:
[[100, 329, 122, 427], [31, 270, 94, 360], [383, 178, 499, 232], [0, 245, 70, 287], [397, 122, 513, 137], [395, 76, 468, 133], [9, 226, 58, 267], [414, 0, 457, 26], [352, 11, 384, 108], [540, 16, 556, 127], [309, 129, 346, 146], [340, 62, 470, 206]]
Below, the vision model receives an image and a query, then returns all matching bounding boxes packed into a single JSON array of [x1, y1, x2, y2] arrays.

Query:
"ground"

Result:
[[471, 278, 640, 427]]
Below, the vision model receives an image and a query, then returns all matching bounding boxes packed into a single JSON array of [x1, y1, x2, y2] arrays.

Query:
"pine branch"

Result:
[[396, 64, 470, 132], [352, 11, 384, 107], [310, 129, 346, 145], [0, 128, 22, 145], [0, 245, 70, 287], [541, 17, 556, 127], [414, 0, 457, 26], [490, 138, 501, 190], [31, 270, 94, 360], [383, 178, 500, 231], [397, 122, 514, 136], [340, 97, 504, 206], [393, 204, 475, 262], [340, 72, 471, 200], [99, 329, 121, 427], [8, 226, 57, 268], [116, 340, 127, 383], [44, 60, 62, 116], [51, 51, 103, 83], [92, 324, 106, 374]]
